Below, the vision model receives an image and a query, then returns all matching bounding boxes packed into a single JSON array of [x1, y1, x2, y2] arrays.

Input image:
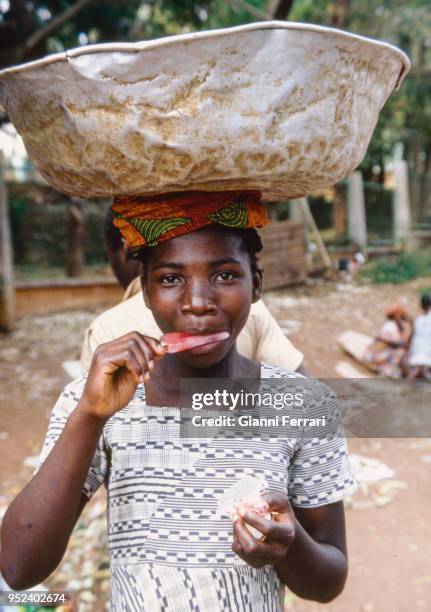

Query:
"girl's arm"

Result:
[[0, 406, 105, 590], [274, 501, 348, 603], [1, 331, 165, 590], [376, 336, 408, 348]]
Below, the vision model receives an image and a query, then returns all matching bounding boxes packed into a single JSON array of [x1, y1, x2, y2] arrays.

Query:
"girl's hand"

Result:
[[231, 492, 296, 569], [78, 332, 166, 422]]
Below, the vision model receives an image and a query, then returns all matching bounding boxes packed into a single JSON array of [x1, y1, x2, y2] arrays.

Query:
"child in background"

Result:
[[407, 293, 431, 380]]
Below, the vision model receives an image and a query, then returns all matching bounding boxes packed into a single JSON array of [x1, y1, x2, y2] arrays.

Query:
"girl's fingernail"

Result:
[[149, 360, 154, 370], [238, 507, 246, 518]]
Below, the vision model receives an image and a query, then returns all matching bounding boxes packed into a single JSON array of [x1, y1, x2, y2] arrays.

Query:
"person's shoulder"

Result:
[[93, 292, 144, 325], [250, 299, 270, 317], [87, 292, 153, 341]]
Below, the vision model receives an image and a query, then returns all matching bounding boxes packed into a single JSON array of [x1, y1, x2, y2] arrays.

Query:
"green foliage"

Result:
[[417, 286, 431, 296], [360, 249, 431, 284], [363, 182, 394, 241], [9, 197, 108, 267]]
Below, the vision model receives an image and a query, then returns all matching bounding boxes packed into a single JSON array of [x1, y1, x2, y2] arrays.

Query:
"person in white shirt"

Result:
[[407, 293, 431, 380]]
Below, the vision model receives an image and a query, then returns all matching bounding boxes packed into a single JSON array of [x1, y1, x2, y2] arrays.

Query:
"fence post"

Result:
[[393, 158, 412, 250], [0, 154, 15, 331], [347, 171, 367, 251]]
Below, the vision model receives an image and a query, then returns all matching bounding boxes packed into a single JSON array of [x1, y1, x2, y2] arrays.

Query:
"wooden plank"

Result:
[[0, 154, 15, 331], [339, 330, 374, 365], [258, 218, 306, 290], [15, 283, 123, 317], [335, 361, 370, 378], [15, 277, 120, 289]]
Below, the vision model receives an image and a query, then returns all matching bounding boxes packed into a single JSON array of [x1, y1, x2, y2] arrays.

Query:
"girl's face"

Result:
[[141, 227, 262, 368]]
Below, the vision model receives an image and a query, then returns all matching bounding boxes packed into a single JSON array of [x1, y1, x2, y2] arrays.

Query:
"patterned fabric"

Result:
[[35, 364, 357, 611], [364, 319, 408, 378], [112, 190, 268, 249]]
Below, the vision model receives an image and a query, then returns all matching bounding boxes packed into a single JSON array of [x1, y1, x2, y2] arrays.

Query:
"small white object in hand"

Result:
[[217, 477, 271, 539]]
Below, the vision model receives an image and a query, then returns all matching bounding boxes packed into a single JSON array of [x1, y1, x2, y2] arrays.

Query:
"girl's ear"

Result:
[[251, 267, 263, 303]]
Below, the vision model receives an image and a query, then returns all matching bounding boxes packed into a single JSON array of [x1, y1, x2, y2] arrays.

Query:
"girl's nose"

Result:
[[181, 282, 217, 316]]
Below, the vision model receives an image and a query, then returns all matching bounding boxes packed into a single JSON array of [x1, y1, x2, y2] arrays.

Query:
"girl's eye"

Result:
[[160, 275, 181, 284], [215, 272, 236, 281]]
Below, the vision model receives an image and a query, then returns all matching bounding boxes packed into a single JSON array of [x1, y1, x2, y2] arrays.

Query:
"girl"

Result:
[[1, 191, 356, 611]]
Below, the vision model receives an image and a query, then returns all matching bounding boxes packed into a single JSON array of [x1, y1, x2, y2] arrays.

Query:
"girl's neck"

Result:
[[158, 346, 257, 380]]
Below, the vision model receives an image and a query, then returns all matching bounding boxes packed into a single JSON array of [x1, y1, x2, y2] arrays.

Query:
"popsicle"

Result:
[[160, 330, 229, 354]]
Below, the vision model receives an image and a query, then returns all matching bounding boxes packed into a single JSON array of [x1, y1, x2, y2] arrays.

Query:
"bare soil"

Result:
[[0, 277, 430, 611]]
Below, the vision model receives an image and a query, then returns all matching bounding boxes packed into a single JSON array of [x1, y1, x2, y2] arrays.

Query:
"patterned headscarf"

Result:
[[111, 190, 268, 251]]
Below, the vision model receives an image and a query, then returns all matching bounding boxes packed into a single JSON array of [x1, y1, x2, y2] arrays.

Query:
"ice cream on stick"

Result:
[[160, 331, 229, 354]]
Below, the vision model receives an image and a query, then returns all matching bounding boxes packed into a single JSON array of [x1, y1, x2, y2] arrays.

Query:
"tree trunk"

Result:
[[0, 155, 15, 331], [333, 184, 347, 238], [14, 0, 98, 63], [66, 199, 85, 277], [269, 0, 296, 19]]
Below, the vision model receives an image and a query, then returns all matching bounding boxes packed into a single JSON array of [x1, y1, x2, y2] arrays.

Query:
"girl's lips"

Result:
[[160, 330, 230, 354], [183, 337, 230, 355]]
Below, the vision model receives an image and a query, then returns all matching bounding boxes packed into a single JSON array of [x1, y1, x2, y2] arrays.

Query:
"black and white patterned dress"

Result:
[[36, 363, 357, 611]]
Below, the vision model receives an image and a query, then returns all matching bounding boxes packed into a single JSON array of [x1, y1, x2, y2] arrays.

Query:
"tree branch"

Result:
[[228, 0, 272, 21], [270, 0, 296, 20], [14, 0, 99, 63], [227, 0, 296, 22]]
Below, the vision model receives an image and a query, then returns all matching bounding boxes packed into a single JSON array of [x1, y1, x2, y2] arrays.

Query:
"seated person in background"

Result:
[[407, 293, 431, 381], [364, 303, 412, 378], [80, 209, 308, 375]]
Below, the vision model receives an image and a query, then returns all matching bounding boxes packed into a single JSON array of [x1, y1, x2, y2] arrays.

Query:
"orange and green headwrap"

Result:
[[112, 190, 268, 251]]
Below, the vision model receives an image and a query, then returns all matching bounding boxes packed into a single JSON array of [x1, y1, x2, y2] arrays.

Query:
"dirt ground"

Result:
[[0, 276, 430, 611]]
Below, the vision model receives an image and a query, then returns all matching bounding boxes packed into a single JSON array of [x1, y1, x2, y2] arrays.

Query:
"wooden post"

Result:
[[347, 171, 367, 250], [0, 154, 15, 331], [393, 160, 412, 250], [333, 184, 347, 238]]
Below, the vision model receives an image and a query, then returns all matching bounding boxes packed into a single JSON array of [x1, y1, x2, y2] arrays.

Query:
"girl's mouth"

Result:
[[160, 330, 230, 354]]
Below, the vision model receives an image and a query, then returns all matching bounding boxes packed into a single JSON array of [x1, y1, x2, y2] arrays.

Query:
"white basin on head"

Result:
[[0, 21, 410, 201]]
